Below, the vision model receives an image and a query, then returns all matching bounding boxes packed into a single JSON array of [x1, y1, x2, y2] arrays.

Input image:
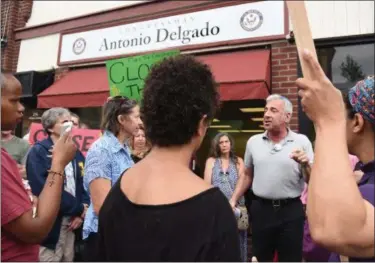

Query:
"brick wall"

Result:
[[271, 41, 299, 131], [1, 0, 33, 72]]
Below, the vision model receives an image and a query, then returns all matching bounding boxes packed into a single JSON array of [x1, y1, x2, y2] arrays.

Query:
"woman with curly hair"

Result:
[[204, 132, 247, 262], [95, 55, 241, 262]]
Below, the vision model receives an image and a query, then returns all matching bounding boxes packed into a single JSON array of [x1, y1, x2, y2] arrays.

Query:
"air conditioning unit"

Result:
[[14, 70, 55, 97]]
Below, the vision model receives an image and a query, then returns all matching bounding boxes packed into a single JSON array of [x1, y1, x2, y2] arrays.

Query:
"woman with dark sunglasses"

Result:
[[82, 96, 142, 261], [204, 132, 247, 261]]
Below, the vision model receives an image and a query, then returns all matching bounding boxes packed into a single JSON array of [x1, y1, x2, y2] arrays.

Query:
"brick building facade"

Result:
[[1, 0, 33, 72], [271, 42, 299, 131]]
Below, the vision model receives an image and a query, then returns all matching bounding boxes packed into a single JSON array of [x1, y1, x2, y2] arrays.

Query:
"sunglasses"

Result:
[[107, 96, 127, 102], [107, 96, 131, 111]]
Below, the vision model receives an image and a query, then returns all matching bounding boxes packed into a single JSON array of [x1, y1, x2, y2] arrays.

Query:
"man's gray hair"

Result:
[[41, 107, 71, 134], [266, 94, 293, 116]]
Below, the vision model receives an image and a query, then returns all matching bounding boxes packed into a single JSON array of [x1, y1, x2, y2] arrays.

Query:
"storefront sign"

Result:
[[59, 1, 286, 65], [106, 50, 179, 101], [28, 123, 101, 156]]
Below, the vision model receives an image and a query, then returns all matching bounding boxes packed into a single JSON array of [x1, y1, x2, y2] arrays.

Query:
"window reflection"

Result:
[[318, 43, 374, 92], [301, 43, 374, 143]]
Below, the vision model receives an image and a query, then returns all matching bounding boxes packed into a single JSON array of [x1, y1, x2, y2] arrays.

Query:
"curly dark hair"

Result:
[[209, 132, 239, 164], [142, 55, 219, 147]]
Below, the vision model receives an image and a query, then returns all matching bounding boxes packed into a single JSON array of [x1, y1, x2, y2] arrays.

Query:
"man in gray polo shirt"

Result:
[[230, 94, 313, 262]]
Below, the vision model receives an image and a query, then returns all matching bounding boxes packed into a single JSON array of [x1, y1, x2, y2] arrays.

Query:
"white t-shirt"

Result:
[[64, 162, 76, 197]]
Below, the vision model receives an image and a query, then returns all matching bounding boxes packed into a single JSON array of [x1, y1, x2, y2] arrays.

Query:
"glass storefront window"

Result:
[[195, 99, 266, 177], [301, 42, 375, 142], [71, 107, 102, 129], [318, 43, 374, 91]]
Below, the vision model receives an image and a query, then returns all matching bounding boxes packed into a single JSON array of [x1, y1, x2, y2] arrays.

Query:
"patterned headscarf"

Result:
[[348, 75, 375, 125]]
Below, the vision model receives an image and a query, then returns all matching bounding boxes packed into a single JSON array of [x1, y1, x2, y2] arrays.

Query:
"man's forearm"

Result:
[[232, 172, 252, 203], [307, 122, 367, 249], [19, 162, 66, 243]]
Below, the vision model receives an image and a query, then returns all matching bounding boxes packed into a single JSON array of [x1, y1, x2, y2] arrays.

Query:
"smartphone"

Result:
[[60, 121, 73, 137]]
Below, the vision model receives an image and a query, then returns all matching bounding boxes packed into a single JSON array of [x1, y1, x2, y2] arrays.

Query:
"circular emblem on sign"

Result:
[[240, 9, 264, 32], [72, 38, 86, 55]]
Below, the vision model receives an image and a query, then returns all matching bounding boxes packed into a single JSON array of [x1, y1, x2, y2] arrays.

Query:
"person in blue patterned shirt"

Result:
[[82, 96, 142, 261]]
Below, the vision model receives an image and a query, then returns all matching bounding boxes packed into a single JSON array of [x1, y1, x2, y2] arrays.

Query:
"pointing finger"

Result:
[[301, 49, 325, 81]]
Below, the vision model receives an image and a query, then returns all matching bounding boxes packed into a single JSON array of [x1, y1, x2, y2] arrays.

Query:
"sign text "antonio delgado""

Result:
[[59, 1, 286, 64], [99, 22, 219, 51]]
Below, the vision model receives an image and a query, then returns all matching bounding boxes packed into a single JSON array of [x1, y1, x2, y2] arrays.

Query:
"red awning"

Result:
[[197, 49, 271, 101], [219, 82, 270, 101], [37, 67, 110, 108], [38, 49, 270, 108]]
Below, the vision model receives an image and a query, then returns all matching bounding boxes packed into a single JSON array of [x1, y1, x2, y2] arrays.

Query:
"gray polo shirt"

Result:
[[244, 130, 314, 199]]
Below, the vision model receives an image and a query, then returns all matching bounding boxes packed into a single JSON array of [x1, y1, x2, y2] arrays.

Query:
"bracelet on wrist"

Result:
[[47, 170, 65, 178], [46, 170, 65, 187]]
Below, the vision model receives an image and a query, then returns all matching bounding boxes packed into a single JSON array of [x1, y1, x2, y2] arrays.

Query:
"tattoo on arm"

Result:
[[48, 173, 56, 187], [47, 171, 64, 187]]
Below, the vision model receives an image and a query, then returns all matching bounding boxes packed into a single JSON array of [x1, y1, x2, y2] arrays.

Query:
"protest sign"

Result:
[[28, 123, 101, 156], [106, 50, 180, 101], [286, 1, 317, 80]]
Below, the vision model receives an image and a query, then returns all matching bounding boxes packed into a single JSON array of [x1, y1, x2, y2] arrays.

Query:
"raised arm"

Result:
[[296, 49, 374, 257], [27, 145, 84, 217], [308, 123, 374, 257], [2, 133, 76, 244]]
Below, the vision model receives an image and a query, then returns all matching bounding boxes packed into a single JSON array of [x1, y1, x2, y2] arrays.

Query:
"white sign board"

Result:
[[59, 1, 286, 65]]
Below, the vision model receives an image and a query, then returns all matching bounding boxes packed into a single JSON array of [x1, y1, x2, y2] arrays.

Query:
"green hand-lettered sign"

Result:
[[106, 50, 180, 102]]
